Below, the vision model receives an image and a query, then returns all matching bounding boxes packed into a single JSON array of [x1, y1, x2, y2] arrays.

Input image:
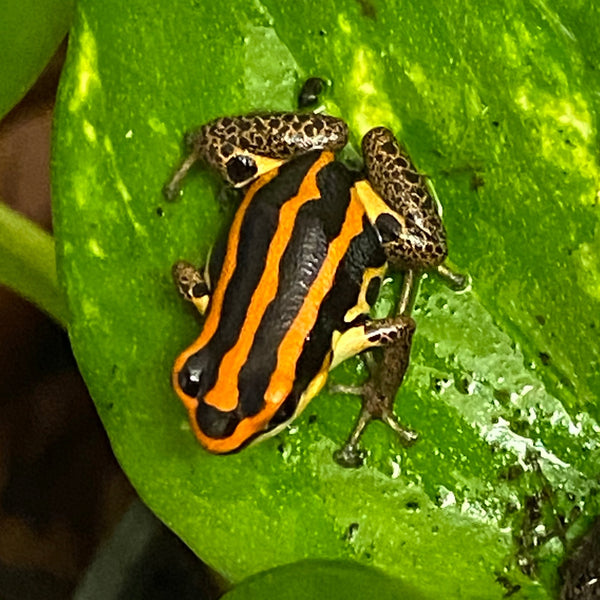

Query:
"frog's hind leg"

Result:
[[332, 272, 420, 468], [333, 340, 419, 468], [334, 130, 469, 467], [361, 127, 450, 272], [165, 113, 349, 197], [333, 264, 466, 467]]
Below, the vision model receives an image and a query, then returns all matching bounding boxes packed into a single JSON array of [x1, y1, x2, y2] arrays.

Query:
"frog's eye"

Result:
[[178, 354, 205, 398], [226, 154, 258, 185]]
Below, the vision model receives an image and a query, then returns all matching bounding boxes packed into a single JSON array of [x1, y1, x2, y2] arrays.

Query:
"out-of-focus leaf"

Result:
[[221, 560, 423, 600], [0, 0, 75, 118]]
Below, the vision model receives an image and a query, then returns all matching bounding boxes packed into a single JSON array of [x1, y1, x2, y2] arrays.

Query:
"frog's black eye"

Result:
[[191, 282, 209, 300], [178, 354, 205, 398], [226, 154, 257, 185]]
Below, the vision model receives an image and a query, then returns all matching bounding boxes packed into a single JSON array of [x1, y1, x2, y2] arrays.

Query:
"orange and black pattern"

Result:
[[173, 150, 386, 452]]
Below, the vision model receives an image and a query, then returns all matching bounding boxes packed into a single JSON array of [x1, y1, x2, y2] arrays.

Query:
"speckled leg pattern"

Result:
[[172, 260, 210, 316], [335, 126, 469, 465], [362, 127, 448, 270], [164, 112, 348, 198], [334, 286, 420, 468]]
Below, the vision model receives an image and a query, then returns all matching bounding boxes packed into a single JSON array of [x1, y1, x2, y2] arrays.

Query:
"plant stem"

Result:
[[0, 199, 68, 327]]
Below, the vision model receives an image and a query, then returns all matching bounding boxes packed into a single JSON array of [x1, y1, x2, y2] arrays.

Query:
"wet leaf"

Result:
[[52, 1, 600, 598]]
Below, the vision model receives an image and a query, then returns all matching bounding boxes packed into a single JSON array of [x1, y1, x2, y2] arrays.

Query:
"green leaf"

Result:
[[0, 0, 75, 119], [221, 560, 424, 600], [0, 199, 68, 325], [52, 1, 600, 599]]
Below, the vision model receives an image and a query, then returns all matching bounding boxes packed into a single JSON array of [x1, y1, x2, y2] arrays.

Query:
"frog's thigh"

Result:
[[359, 127, 448, 269], [190, 113, 349, 188], [352, 179, 404, 228], [330, 316, 415, 370]]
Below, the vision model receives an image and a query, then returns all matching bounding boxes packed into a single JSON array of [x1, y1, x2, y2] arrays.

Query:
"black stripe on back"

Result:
[[184, 151, 322, 407], [285, 215, 386, 408], [238, 161, 358, 420]]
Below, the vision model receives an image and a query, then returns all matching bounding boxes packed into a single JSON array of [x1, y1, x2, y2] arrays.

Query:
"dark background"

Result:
[[0, 42, 138, 598]]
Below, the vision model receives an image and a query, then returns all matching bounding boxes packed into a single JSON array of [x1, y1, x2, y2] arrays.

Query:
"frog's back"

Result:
[[176, 150, 386, 451]]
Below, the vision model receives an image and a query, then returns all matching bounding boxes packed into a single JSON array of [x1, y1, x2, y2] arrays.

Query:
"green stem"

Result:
[[0, 199, 68, 327]]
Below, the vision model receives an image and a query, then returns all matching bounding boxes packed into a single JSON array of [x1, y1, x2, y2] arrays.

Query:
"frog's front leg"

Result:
[[362, 127, 454, 274], [164, 113, 348, 198], [172, 260, 211, 316]]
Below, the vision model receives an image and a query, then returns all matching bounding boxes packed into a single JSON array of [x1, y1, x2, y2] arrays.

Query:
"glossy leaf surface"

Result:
[[52, 1, 600, 598]]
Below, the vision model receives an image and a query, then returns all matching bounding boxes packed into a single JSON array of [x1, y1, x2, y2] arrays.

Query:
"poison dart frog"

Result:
[[165, 109, 465, 465]]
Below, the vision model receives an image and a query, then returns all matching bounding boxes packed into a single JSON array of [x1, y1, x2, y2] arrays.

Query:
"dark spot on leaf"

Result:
[[493, 388, 510, 405], [344, 522, 359, 542], [470, 173, 485, 190], [495, 575, 521, 597], [538, 351, 551, 366], [356, 0, 377, 19], [432, 377, 448, 392], [455, 376, 471, 394]]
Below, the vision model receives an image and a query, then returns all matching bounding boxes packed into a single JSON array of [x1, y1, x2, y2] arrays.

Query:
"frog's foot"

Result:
[[330, 313, 418, 468], [333, 379, 418, 468], [297, 77, 328, 109], [164, 152, 201, 201], [436, 263, 469, 291]]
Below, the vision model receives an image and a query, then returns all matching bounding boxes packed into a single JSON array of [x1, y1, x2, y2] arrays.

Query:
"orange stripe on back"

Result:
[[265, 188, 367, 406], [194, 189, 368, 453], [204, 151, 334, 411], [172, 169, 279, 389]]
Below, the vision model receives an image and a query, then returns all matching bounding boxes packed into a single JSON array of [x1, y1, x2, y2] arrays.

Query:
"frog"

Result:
[[164, 108, 464, 463]]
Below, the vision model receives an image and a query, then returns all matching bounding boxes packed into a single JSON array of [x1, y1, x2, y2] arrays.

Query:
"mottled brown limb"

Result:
[[362, 127, 448, 270], [164, 112, 349, 195], [334, 309, 417, 468], [436, 263, 469, 291]]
